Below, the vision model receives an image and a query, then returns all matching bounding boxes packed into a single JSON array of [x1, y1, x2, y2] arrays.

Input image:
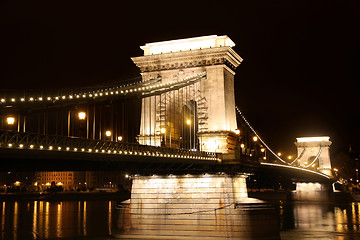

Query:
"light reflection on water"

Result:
[[280, 202, 360, 240], [0, 200, 114, 240], [0, 200, 360, 239]]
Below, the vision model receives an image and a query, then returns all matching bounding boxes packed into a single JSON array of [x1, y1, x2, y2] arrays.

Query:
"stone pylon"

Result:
[[131, 35, 243, 153]]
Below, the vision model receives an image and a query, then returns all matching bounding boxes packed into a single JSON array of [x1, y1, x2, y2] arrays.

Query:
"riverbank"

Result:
[[0, 190, 130, 201]]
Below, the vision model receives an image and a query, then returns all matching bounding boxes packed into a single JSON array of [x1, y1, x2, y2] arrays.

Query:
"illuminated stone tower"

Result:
[[294, 136, 332, 176], [131, 35, 243, 153]]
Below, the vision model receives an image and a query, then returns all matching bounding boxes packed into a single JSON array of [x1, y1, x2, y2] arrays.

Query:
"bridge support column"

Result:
[[114, 173, 280, 239], [295, 136, 332, 176], [292, 182, 330, 201], [132, 35, 243, 153]]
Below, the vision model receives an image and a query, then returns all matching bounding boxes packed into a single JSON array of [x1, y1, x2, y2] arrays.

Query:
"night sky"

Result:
[[1, 1, 359, 156]]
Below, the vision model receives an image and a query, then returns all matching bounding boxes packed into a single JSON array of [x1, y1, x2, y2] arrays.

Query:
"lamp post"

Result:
[[78, 111, 89, 138], [105, 130, 112, 140], [160, 127, 166, 146], [186, 119, 191, 149]]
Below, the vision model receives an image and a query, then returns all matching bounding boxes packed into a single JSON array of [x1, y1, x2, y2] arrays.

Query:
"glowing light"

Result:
[[39, 145, 43, 149], [78, 112, 86, 120], [49, 146, 53, 150], [57, 147, 61, 150], [160, 128, 166, 134], [240, 143, 245, 148], [30, 145, 34, 149], [186, 119, 191, 125], [14, 181, 20, 186], [140, 35, 235, 55], [6, 117, 15, 125], [8, 143, 12, 147], [206, 139, 218, 152], [288, 156, 292, 160], [105, 130, 112, 137], [117, 136, 123, 141], [235, 129, 240, 135], [296, 136, 330, 143], [277, 152, 282, 157], [253, 136, 258, 142], [261, 148, 265, 152], [19, 144, 23, 148]]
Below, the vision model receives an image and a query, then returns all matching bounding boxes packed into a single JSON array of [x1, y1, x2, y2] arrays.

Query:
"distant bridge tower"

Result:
[[132, 35, 243, 153], [294, 136, 332, 176]]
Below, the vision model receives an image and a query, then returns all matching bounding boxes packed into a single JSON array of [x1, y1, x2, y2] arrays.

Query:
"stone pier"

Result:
[[292, 182, 330, 201], [114, 174, 280, 239]]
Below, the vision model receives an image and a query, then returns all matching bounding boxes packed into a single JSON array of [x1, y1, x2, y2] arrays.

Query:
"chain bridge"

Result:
[[0, 35, 333, 181], [1, 35, 339, 239]]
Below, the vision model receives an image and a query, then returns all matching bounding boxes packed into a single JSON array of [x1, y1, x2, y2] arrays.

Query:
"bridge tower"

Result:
[[294, 136, 332, 176], [132, 35, 243, 153]]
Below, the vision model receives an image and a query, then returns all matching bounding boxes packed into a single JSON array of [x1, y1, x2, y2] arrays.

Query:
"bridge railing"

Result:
[[0, 130, 218, 161]]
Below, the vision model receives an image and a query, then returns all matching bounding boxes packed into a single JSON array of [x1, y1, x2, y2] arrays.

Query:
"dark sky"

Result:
[[1, 0, 359, 156]]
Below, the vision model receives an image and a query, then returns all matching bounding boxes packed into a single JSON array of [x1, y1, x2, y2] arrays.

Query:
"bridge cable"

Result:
[[235, 106, 290, 165], [303, 148, 323, 169], [289, 148, 306, 165]]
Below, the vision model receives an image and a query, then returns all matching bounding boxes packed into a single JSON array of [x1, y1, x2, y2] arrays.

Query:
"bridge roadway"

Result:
[[0, 130, 333, 183], [0, 130, 221, 172]]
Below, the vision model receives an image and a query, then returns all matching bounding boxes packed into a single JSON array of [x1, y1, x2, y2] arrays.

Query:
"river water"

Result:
[[0, 199, 360, 240]]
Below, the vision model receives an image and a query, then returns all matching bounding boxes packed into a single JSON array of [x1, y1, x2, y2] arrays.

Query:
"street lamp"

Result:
[[186, 120, 191, 149], [235, 129, 240, 135], [105, 130, 112, 139], [160, 127, 166, 146], [78, 112, 86, 120], [117, 136, 123, 141], [253, 136, 258, 142], [277, 152, 282, 157], [6, 117, 15, 125]]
